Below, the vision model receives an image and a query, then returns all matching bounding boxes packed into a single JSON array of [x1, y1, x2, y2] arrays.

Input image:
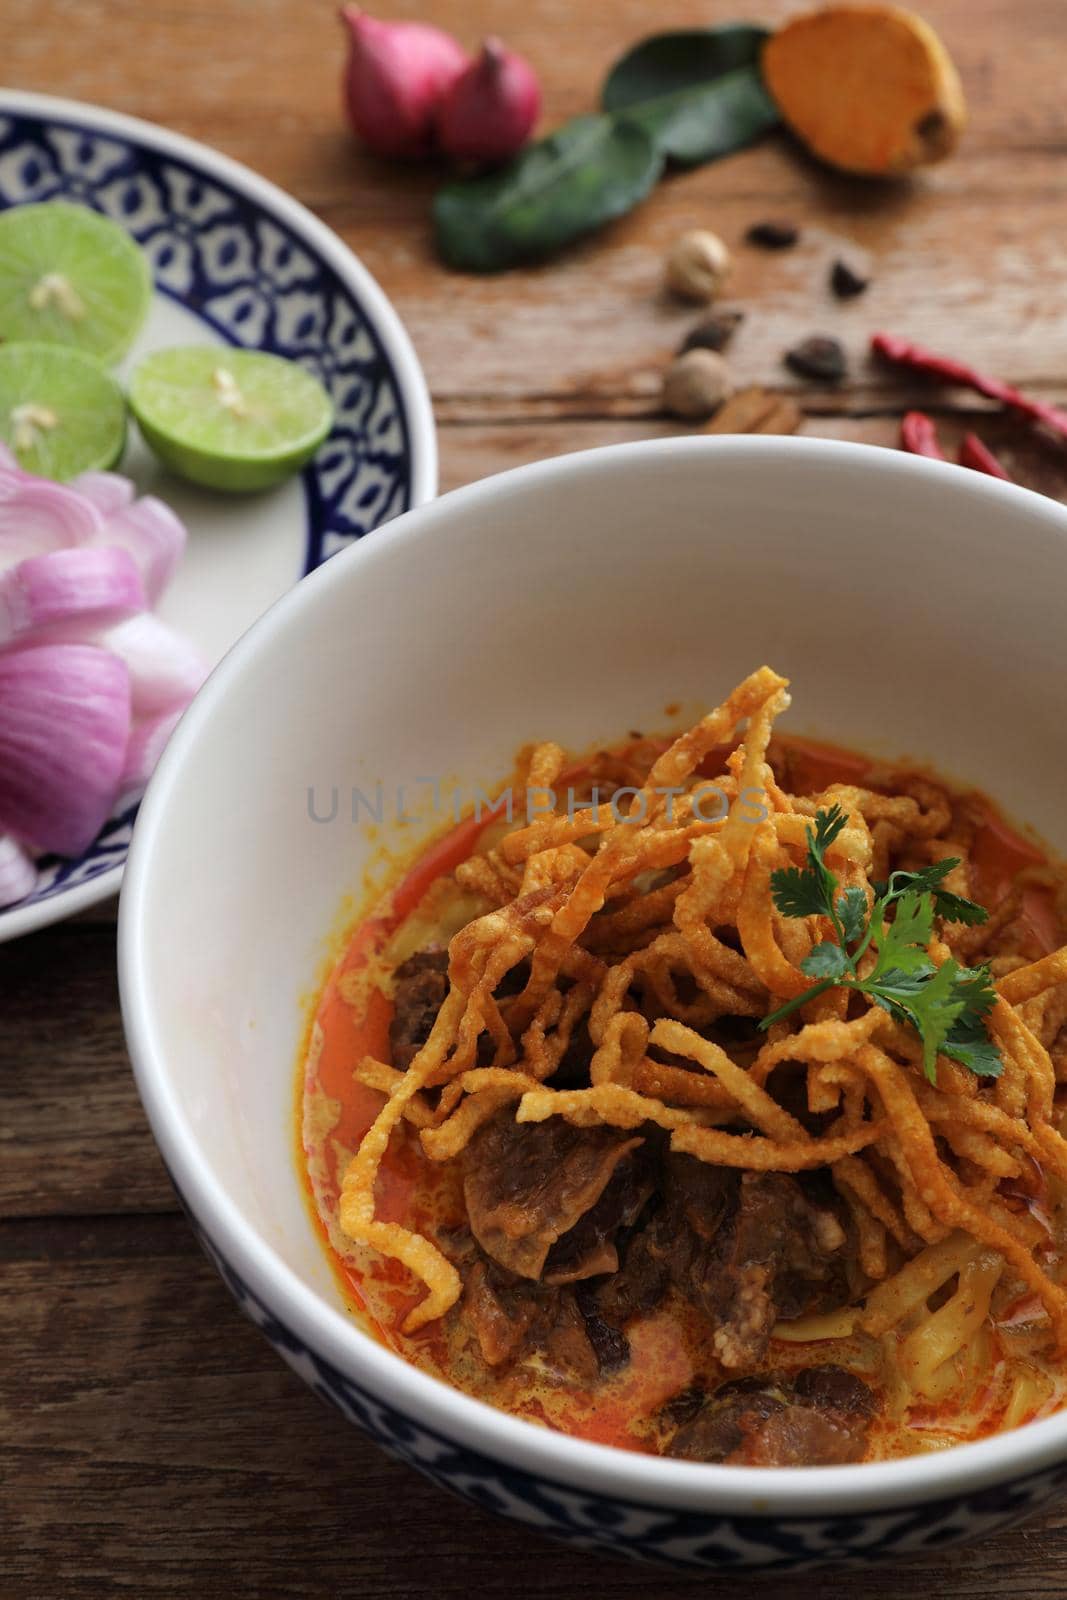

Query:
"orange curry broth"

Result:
[[300, 733, 1061, 1450]]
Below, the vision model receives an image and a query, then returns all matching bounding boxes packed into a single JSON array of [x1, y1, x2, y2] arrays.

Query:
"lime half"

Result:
[[128, 347, 334, 493], [0, 201, 151, 366], [0, 343, 127, 480]]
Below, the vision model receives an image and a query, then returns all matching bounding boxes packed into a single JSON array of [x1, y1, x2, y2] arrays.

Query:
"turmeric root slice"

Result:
[[762, 4, 966, 177]]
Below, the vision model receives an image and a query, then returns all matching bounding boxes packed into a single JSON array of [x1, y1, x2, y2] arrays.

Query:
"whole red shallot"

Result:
[[339, 7, 468, 158], [436, 37, 541, 164]]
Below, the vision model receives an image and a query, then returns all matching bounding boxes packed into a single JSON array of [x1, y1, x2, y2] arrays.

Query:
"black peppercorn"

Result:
[[746, 219, 800, 249], [830, 258, 871, 298], [784, 336, 848, 383], [678, 309, 745, 354]]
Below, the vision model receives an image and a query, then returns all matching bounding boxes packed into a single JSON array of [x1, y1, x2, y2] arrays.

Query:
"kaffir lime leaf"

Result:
[[128, 347, 334, 493], [0, 201, 151, 366], [0, 342, 127, 480]]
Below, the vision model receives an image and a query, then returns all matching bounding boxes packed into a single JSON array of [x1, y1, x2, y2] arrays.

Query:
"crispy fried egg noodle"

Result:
[[338, 666, 1067, 1419]]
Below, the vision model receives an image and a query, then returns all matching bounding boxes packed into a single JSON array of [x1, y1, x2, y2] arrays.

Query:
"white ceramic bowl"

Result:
[[120, 438, 1067, 1571]]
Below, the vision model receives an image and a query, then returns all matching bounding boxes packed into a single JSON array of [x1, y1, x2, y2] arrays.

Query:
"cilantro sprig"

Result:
[[759, 805, 1002, 1083]]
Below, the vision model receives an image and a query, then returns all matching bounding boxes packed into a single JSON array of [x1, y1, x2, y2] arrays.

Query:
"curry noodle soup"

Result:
[[301, 667, 1067, 1465]]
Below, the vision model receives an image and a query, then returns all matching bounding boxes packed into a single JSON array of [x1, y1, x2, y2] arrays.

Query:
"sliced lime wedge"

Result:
[[128, 347, 334, 493], [0, 201, 151, 366], [0, 343, 127, 480]]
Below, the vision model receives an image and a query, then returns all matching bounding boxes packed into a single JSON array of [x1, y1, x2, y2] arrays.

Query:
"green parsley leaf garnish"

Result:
[[838, 886, 868, 946], [801, 941, 851, 980], [761, 807, 1001, 1083], [871, 859, 954, 899], [942, 1007, 1003, 1079], [769, 802, 850, 940], [866, 956, 970, 1082], [870, 890, 935, 971], [872, 862, 990, 927], [770, 864, 830, 921]]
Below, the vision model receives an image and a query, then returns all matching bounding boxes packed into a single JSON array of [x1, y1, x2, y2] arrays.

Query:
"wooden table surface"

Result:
[[6, 0, 1067, 1594]]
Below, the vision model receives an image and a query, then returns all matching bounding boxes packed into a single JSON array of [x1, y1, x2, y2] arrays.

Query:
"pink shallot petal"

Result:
[[0, 479, 104, 575], [0, 643, 132, 858], [121, 706, 185, 793], [71, 470, 136, 518], [0, 546, 147, 648], [0, 833, 37, 908], [96, 494, 187, 605], [98, 613, 208, 716]]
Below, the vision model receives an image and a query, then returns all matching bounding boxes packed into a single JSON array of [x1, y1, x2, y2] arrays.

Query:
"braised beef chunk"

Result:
[[544, 1143, 655, 1284], [461, 1257, 603, 1380], [668, 1366, 876, 1465], [575, 1284, 630, 1375], [593, 1158, 849, 1371], [543, 1295, 601, 1386], [593, 1206, 672, 1323], [659, 1382, 710, 1431], [463, 1258, 541, 1368], [792, 1363, 876, 1418], [698, 1171, 848, 1367], [665, 1152, 735, 1241], [592, 1150, 729, 1323], [388, 949, 449, 1070], [463, 1111, 649, 1281], [552, 1014, 595, 1087], [741, 1404, 868, 1467], [669, 1378, 789, 1463], [455, 1132, 855, 1402]]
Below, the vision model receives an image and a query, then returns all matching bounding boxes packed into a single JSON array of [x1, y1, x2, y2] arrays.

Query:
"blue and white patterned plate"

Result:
[[0, 90, 436, 944]]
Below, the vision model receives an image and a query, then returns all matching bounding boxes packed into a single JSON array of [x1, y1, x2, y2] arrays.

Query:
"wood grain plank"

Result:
[[6, 0, 1067, 158], [393, 166, 1067, 412], [437, 410, 1067, 496], [5, 1213, 1067, 1600], [0, 927, 172, 1218]]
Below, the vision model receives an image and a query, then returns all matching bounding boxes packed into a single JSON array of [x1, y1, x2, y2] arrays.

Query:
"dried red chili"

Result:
[[959, 432, 1012, 481], [899, 410, 945, 459], [872, 332, 1067, 441]]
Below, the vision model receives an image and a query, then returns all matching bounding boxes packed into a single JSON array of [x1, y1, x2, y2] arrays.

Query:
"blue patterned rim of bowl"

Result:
[[0, 90, 435, 925]]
